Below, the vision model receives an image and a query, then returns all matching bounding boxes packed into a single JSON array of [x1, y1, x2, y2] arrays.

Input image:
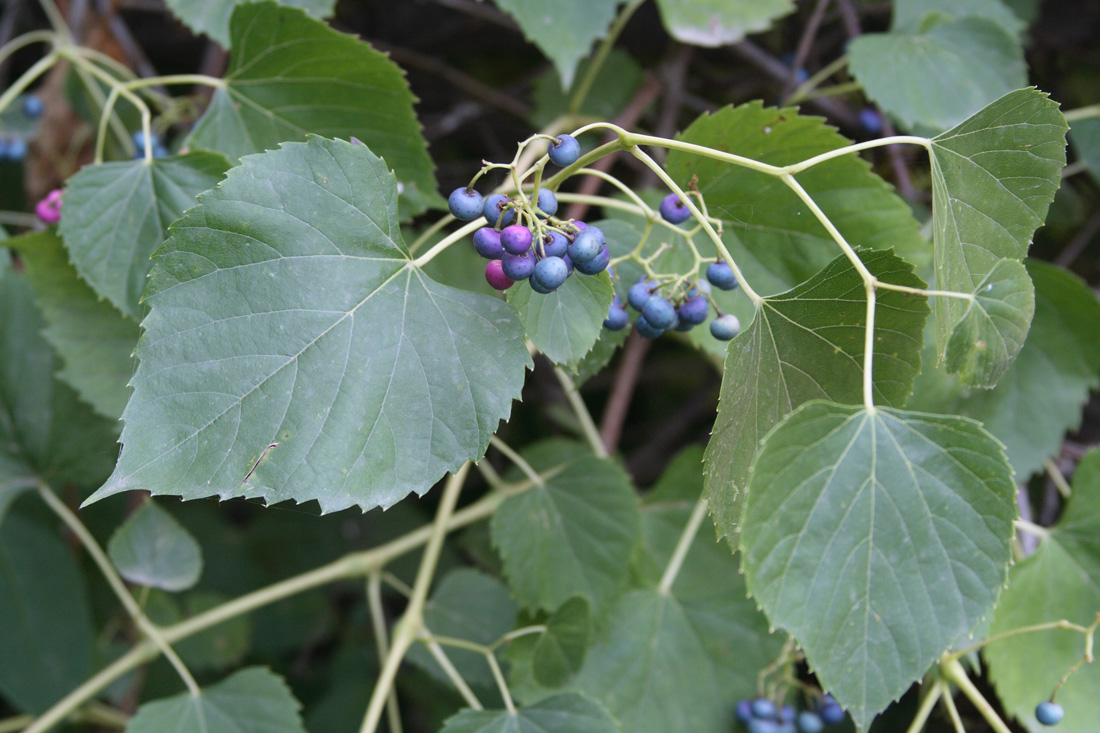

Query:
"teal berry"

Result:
[[604, 297, 629, 331], [529, 275, 555, 294], [642, 296, 676, 330], [1035, 702, 1064, 726], [574, 245, 609, 275], [751, 699, 778, 720], [797, 711, 823, 733], [568, 227, 604, 264], [22, 95, 43, 118], [659, 193, 692, 224], [540, 231, 569, 258], [6, 138, 27, 161], [634, 315, 664, 339], [534, 188, 558, 217], [710, 314, 741, 340], [819, 700, 844, 726], [483, 193, 516, 228], [548, 133, 580, 166], [448, 187, 484, 220], [706, 260, 738, 290], [132, 130, 158, 149], [533, 256, 569, 291], [677, 294, 709, 325], [627, 278, 654, 311], [748, 721, 779, 733], [736, 700, 753, 723]]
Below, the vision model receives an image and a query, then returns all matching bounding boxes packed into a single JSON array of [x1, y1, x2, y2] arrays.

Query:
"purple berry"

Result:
[[501, 225, 534, 255], [659, 193, 692, 224], [485, 260, 514, 291], [819, 701, 844, 725], [736, 700, 753, 723], [859, 107, 883, 134], [541, 231, 569, 258], [548, 133, 580, 166], [473, 227, 504, 259], [502, 251, 535, 280]]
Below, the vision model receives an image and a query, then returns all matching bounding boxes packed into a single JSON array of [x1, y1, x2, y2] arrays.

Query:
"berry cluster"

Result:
[[735, 696, 845, 733]]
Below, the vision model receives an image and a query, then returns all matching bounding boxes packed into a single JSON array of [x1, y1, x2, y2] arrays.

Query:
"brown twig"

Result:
[[598, 331, 652, 453], [784, 0, 832, 98], [1055, 206, 1100, 267]]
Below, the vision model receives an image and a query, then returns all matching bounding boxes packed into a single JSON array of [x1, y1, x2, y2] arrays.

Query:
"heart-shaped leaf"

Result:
[[164, 0, 336, 47], [440, 692, 620, 733], [653, 0, 795, 47], [108, 500, 203, 591], [508, 269, 614, 367]]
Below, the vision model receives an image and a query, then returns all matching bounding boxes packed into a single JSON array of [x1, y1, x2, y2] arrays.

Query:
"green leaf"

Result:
[[986, 448, 1100, 733], [529, 50, 643, 130], [0, 514, 95, 714], [86, 138, 530, 513], [653, 0, 795, 46], [58, 151, 231, 318], [533, 596, 591, 688], [929, 88, 1067, 383], [741, 402, 1017, 729], [108, 500, 203, 591], [666, 103, 927, 297], [0, 257, 119, 522], [909, 261, 1100, 479], [848, 18, 1027, 131], [891, 0, 1025, 38], [406, 568, 518, 689], [942, 258, 1035, 387], [187, 1, 437, 202], [146, 590, 252, 670], [491, 447, 640, 614], [1068, 117, 1100, 186], [440, 692, 620, 733], [164, 0, 337, 47], [703, 249, 928, 544], [508, 270, 614, 367], [491, 0, 623, 90], [126, 666, 306, 732], [7, 230, 139, 420]]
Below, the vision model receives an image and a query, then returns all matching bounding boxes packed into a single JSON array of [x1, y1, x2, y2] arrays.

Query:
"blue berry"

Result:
[[533, 256, 569, 291], [677, 295, 709, 326], [473, 227, 504, 259], [22, 95, 43, 118], [659, 193, 691, 224], [604, 298, 629, 331], [483, 193, 516, 228], [859, 107, 883, 134], [736, 700, 753, 723], [534, 188, 558, 217], [634, 315, 664, 339], [710, 314, 741, 341], [548, 134, 580, 167], [540, 231, 569, 258], [706, 261, 738, 290], [1035, 701, 1064, 726], [448, 187, 484, 220], [561, 254, 574, 274], [152, 144, 169, 158], [529, 275, 555, 294], [797, 711, 824, 733], [818, 701, 845, 726], [642, 296, 676, 330], [568, 227, 604, 264], [133, 130, 159, 149], [574, 246, 609, 275], [0, 139, 9, 159], [627, 279, 654, 311], [6, 138, 27, 161], [501, 251, 535, 281], [748, 721, 780, 733], [780, 705, 796, 723], [501, 225, 533, 255], [751, 699, 778, 720]]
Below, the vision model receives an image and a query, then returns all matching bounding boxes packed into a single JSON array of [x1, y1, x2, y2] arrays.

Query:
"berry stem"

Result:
[[567, 0, 646, 115], [1045, 458, 1073, 498], [903, 680, 945, 733], [421, 633, 484, 710], [940, 657, 1013, 733], [0, 30, 56, 72], [948, 619, 1089, 662], [486, 648, 516, 714], [489, 436, 545, 487], [939, 681, 967, 733], [658, 497, 710, 595], [367, 574, 406, 733], [553, 367, 610, 459]]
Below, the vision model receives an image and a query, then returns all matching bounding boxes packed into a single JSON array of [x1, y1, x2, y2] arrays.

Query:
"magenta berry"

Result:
[[36, 189, 63, 224], [485, 260, 514, 291]]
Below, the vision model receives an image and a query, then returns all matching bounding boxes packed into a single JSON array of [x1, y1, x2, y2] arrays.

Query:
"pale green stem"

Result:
[[0, 51, 60, 119], [486, 650, 515, 714], [1013, 519, 1050, 540], [0, 211, 40, 228], [367, 574, 404, 733], [939, 682, 967, 733], [785, 54, 851, 105], [795, 81, 864, 102], [359, 463, 470, 733], [420, 630, 483, 710], [36, 484, 201, 697], [1064, 104, 1100, 123], [904, 681, 944, 733], [475, 459, 506, 492], [0, 715, 32, 733], [941, 657, 1013, 733], [412, 219, 483, 267], [84, 702, 129, 728], [781, 136, 931, 175], [553, 366, 610, 459], [875, 281, 974, 300], [1051, 615, 1098, 697], [490, 436, 545, 487], [409, 214, 457, 255], [658, 497, 709, 595], [0, 30, 56, 70], [571, 166, 655, 216], [493, 625, 548, 650], [1061, 160, 1087, 178], [568, 0, 645, 114], [1045, 458, 1072, 498], [627, 145, 764, 304]]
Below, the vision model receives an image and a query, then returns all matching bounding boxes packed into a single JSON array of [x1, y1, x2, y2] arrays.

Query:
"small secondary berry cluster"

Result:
[[735, 695, 846, 733], [449, 134, 612, 295], [0, 95, 43, 162]]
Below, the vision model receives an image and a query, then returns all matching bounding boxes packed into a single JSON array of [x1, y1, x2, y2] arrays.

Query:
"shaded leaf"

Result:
[[164, 0, 337, 47], [108, 500, 203, 591], [848, 18, 1026, 131], [508, 270, 614, 367], [1068, 117, 1100, 187], [741, 402, 1016, 729], [0, 514, 95, 714], [533, 596, 591, 688], [187, 1, 437, 202], [986, 448, 1100, 733], [653, 0, 795, 47], [929, 88, 1067, 382], [440, 692, 620, 733], [703, 249, 928, 544], [126, 666, 306, 732], [529, 50, 643, 129], [146, 590, 252, 670], [58, 151, 231, 318], [7, 229, 138, 419], [86, 138, 530, 513], [892, 0, 1026, 37]]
